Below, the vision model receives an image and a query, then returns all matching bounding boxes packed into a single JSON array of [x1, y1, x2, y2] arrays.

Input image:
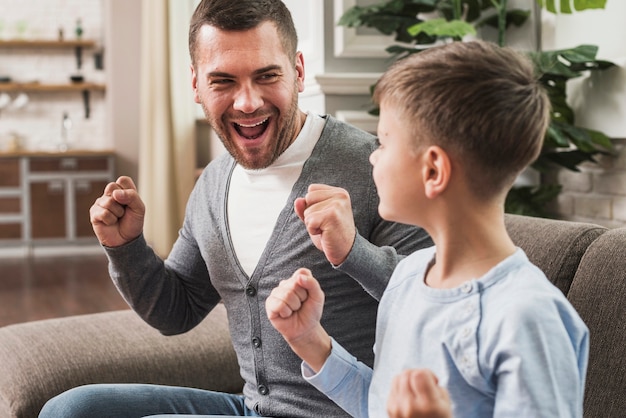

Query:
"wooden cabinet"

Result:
[[0, 158, 23, 240], [0, 151, 114, 245]]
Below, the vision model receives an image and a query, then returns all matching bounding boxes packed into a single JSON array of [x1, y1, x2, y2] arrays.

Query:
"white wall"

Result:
[[103, 0, 141, 180], [284, 0, 326, 115]]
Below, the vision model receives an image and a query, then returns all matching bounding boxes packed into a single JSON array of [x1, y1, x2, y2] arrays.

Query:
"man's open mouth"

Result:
[[234, 118, 269, 140]]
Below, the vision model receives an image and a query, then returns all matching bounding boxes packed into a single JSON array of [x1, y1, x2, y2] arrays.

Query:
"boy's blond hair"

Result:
[[373, 40, 550, 199]]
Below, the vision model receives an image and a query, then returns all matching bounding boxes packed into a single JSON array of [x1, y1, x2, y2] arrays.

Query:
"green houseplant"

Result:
[[339, 0, 615, 216]]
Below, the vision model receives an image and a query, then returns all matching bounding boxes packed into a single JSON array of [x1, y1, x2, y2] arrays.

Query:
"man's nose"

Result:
[[233, 82, 263, 113]]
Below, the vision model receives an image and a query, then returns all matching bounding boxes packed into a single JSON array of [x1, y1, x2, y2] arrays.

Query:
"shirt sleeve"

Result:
[[302, 338, 373, 418], [338, 227, 432, 301]]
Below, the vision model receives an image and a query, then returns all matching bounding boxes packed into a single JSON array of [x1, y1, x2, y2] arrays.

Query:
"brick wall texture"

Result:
[[548, 138, 626, 228], [0, 0, 105, 151]]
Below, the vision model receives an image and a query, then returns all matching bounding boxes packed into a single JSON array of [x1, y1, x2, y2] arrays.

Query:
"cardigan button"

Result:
[[245, 285, 257, 297], [258, 384, 269, 395], [252, 337, 262, 348]]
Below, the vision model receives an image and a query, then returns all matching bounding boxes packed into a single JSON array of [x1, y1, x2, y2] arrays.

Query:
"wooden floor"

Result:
[[0, 253, 129, 327]]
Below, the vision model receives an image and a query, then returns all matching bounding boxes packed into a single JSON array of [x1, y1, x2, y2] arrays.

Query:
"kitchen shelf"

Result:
[[0, 40, 96, 48], [0, 82, 105, 118], [0, 38, 105, 118], [0, 82, 105, 93], [0, 39, 98, 74]]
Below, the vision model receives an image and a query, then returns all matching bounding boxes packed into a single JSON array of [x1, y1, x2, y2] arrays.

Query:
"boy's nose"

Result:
[[369, 149, 379, 166]]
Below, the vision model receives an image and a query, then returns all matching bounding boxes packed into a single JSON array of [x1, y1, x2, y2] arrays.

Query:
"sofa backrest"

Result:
[[504, 214, 607, 294], [567, 227, 626, 418]]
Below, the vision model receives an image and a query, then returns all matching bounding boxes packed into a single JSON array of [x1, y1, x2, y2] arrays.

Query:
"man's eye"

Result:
[[210, 79, 233, 86], [259, 73, 279, 82]]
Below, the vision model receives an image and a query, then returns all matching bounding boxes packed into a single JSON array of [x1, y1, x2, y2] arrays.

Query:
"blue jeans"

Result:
[[38, 383, 261, 418]]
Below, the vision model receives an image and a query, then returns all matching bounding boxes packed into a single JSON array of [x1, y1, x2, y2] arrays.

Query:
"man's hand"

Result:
[[294, 184, 357, 266], [89, 176, 145, 248], [387, 369, 452, 418], [266, 268, 331, 372]]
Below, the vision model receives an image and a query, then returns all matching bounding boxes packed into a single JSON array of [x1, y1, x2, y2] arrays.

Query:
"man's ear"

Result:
[[422, 145, 451, 199], [295, 51, 305, 93], [190, 64, 201, 104]]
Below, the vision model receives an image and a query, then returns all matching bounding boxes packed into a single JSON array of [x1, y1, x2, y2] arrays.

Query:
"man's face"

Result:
[[191, 21, 305, 169]]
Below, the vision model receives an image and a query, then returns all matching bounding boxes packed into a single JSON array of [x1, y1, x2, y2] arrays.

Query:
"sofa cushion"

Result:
[[567, 227, 626, 418], [0, 304, 243, 418], [505, 214, 607, 295]]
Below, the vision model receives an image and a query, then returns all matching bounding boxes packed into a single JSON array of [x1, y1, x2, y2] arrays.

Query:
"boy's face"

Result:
[[370, 104, 424, 225], [191, 21, 306, 169]]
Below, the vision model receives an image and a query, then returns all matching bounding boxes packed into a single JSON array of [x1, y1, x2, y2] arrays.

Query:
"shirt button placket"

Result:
[[461, 282, 472, 294]]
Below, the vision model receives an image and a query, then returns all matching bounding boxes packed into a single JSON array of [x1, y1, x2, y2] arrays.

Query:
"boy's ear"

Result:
[[422, 146, 451, 199]]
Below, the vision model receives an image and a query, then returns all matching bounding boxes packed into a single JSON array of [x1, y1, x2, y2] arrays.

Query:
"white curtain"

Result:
[[138, 0, 197, 257]]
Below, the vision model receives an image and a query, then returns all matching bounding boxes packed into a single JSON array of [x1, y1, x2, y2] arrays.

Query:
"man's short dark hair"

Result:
[[189, 0, 298, 66]]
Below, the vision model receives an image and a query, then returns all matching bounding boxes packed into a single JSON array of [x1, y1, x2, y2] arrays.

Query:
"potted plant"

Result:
[[339, 0, 615, 216]]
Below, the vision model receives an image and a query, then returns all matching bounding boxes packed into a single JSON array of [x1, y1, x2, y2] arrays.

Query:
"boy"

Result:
[[266, 40, 589, 417]]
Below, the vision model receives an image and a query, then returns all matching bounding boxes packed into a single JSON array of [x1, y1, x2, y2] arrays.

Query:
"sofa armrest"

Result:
[[0, 304, 243, 418]]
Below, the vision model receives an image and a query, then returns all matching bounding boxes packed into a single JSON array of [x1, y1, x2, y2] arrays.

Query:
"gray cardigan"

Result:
[[106, 115, 431, 417]]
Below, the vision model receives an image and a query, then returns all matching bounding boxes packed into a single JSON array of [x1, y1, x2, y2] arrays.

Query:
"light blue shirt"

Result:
[[304, 247, 589, 418]]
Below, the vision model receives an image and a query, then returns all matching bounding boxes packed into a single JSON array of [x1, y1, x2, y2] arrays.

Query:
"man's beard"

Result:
[[200, 90, 300, 170]]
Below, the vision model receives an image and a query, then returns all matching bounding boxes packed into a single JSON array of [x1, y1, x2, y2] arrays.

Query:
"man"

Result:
[[39, 1, 431, 417]]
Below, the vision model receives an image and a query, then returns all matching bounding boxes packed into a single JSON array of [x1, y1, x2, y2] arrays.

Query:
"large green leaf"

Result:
[[537, 0, 607, 13], [408, 18, 477, 38], [544, 121, 613, 155], [530, 45, 602, 78], [545, 122, 572, 148], [559, 122, 600, 153], [505, 185, 562, 217], [337, 1, 442, 43], [476, 9, 531, 29], [585, 128, 614, 149], [385, 44, 428, 60], [338, 0, 436, 30], [540, 149, 598, 171], [559, 44, 599, 62]]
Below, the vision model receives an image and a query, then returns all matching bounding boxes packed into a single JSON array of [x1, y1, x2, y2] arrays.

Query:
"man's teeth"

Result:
[[237, 118, 268, 128]]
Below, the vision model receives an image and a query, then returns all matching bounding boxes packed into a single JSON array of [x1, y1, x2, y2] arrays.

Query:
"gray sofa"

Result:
[[0, 214, 624, 418]]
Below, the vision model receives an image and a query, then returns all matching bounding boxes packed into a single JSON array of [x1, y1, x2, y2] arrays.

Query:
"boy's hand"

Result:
[[266, 268, 332, 372], [89, 176, 145, 248], [294, 184, 356, 266], [387, 369, 452, 418]]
